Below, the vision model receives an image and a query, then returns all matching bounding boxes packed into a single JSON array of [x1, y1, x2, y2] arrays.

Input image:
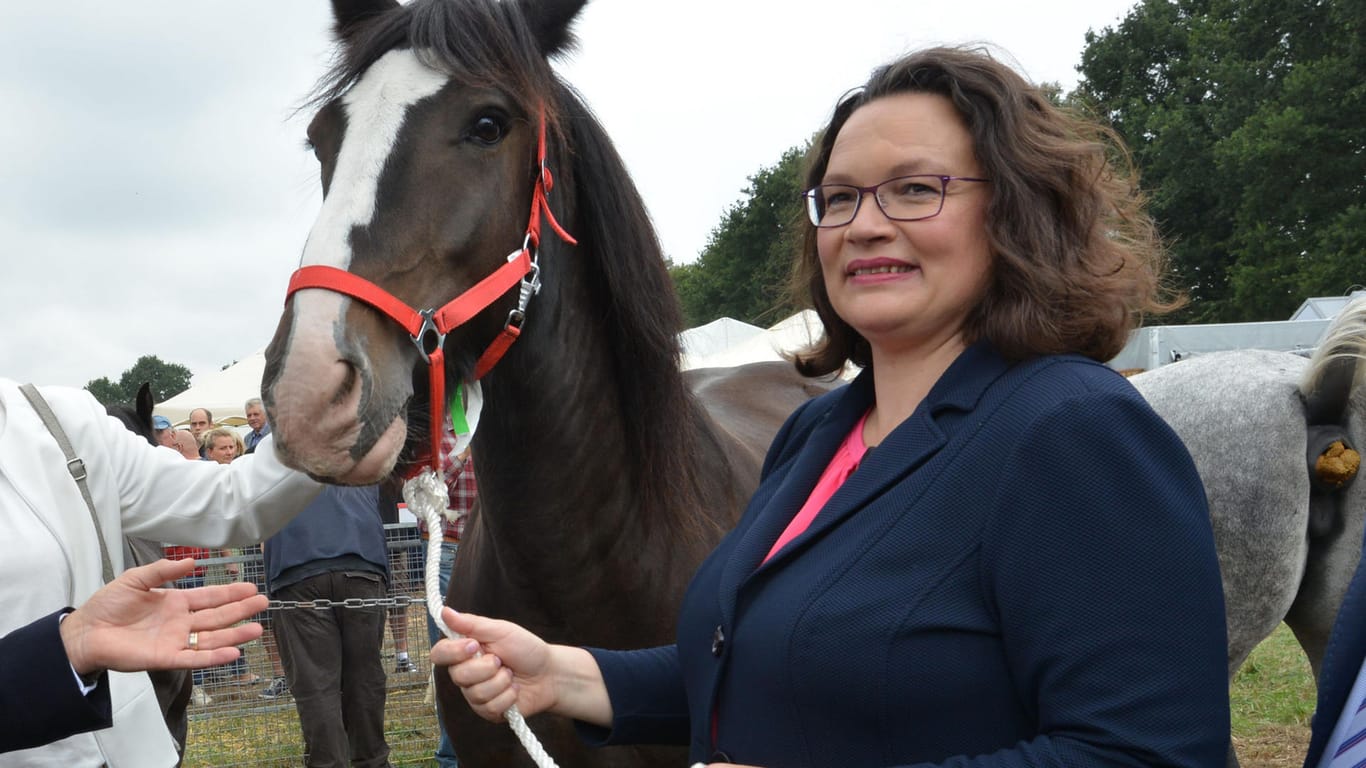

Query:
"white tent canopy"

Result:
[[682, 311, 825, 370], [678, 317, 765, 366], [155, 348, 268, 426]]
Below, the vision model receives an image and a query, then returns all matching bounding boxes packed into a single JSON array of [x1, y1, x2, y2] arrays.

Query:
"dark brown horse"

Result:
[[260, 1, 830, 766]]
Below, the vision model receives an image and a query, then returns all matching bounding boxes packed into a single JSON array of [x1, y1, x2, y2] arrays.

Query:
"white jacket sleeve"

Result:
[[55, 386, 323, 548]]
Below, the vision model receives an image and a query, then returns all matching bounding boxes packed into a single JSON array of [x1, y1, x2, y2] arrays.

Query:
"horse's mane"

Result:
[[310, 0, 569, 129], [552, 83, 718, 524], [312, 0, 714, 524]]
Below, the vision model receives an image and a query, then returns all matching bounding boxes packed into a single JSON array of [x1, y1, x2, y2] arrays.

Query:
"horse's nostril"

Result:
[[330, 357, 362, 407]]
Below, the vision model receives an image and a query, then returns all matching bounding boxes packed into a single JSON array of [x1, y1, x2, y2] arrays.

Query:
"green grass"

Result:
[[184, 680, 443, 767], [182, 606, 443, 768], [183, 616, 1317, 766], [1229, 623, 1316, 767]]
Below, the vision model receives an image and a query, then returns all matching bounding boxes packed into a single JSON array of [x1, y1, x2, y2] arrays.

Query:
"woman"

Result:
[[202, 425, 245, 464], [0, 381, 319, 767], [200, 425, 264, 685], [436, 46, 1229, 767]]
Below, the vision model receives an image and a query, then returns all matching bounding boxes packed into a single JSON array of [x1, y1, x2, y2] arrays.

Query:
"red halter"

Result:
[[284, 107, 576, 470]]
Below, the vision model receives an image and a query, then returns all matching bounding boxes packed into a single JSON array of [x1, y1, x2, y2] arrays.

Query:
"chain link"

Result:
[[267, 595, 425, 611]]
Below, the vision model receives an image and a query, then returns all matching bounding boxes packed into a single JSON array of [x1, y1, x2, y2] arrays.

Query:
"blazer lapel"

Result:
[[758, 407, 948, 574], [716, 373, 873, 620], [748, 343, 1010, 574]]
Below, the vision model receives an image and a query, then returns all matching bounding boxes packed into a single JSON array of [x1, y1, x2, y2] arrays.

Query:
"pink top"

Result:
[[762, 411, 871, 563]]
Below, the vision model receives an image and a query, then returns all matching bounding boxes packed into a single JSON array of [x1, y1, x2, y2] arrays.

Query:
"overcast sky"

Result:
[[0, 0, 1138, 390]]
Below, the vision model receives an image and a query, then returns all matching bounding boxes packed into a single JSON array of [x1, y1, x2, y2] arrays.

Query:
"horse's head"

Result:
[[263, 0, 587, 483]]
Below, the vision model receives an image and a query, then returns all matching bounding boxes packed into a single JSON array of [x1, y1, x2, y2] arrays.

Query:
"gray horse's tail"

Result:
[[1302, 297, 1366, 422], [1300, 297, 1366, 537]]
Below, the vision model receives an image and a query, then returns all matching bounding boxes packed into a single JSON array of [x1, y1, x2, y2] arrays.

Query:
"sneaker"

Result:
[[259, 677, 289, 699], [190, 686, 213, 706], [393, 657, 418, 674]]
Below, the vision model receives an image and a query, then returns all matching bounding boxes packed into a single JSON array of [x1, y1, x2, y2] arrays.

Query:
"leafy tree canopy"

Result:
[[85, 355, 193, 406], [671, 146, 809, 328], [1074, 0, 1365, 322]]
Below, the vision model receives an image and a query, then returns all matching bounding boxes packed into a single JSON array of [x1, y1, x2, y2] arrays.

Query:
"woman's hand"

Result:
[[431, 607, 556, 721], [59, 557, 267, 677], [431, 607, 612, 727]]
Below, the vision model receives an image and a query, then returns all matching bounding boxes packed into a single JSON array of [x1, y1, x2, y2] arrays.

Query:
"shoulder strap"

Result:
[[19, 383, 116, 583]]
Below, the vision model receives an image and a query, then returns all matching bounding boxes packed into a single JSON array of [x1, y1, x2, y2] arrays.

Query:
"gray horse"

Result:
[[1132, 299, 1366, 763]]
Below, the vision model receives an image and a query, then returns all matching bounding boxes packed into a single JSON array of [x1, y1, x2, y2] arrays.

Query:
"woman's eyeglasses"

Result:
[[802, 175, 990, 227]]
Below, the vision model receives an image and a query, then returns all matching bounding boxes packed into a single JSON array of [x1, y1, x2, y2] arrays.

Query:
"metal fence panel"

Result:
[[179, 523, 445, 767]]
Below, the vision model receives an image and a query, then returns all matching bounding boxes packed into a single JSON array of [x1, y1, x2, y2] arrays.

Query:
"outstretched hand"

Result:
[[59, 557, 268, 677]]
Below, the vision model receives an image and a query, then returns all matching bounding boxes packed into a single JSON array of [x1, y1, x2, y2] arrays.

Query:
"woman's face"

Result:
[[208, 436, 238, 464], [816, 92, 992, 358]]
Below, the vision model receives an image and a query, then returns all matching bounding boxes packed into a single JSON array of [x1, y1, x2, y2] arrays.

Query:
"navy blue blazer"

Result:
[[1304, 534, 1366, 766], [587, 344, 1229, 767], [0, 610, 112, 753]]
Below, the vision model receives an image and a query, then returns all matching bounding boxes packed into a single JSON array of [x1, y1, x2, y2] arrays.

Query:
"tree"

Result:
[[1074, 0, 1366, 322], [671, 146, 809, 327], [84, 377, 125, 406], [85, 355, 193, 406]]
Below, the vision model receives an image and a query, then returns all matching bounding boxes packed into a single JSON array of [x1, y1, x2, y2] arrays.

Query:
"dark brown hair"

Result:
[[792, 45, 1179, 376]]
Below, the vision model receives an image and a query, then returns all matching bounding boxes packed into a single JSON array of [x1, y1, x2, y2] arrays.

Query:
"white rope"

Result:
[[404, 467, 560, 768]]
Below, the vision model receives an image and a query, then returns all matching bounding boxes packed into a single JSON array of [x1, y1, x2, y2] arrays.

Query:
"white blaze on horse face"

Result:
[[305, 48, 447, 271], [295, 48, 449, 329]]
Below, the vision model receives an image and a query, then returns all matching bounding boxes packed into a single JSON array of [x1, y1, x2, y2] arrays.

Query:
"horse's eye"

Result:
[[469, 115, 506, 145]]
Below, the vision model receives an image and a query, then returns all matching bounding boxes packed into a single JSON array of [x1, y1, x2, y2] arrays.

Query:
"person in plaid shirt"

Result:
[[417, 423, 476, 768]]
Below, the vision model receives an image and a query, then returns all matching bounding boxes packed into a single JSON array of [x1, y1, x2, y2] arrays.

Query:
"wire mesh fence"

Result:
[[178, 523, 446, 767]]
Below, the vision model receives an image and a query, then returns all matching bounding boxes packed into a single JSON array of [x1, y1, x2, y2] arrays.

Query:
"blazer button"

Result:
[[711, 625, 725, 656]]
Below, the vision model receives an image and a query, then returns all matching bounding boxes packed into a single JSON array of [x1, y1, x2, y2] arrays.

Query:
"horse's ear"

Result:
[[135, 382, 154, 424], [331, 0, 399, 42], [520, 0, 589, 56]]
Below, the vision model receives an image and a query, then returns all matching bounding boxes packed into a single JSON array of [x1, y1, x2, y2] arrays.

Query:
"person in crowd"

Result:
[[202, 426, 246, 588], [203, 426, 245, 465], [172, 429, 200, 460], [162, 542, 221, 705], [376, 478, 419, 679], [386, 587, 415, 676], [384, 545, 416, 677], [435, 45, 1230, 767], [163, 425, 233, 704], [152, 415, 177, 449], [0, 558, 268, 754], [0, 378, 320, 767], [420, 432, 476, 768], [187, 407, 214, 458], [197, 427, 260, 684], [243, 397, 271, 454], [223, 421, 288, 695], [263, 484, 394, 768]]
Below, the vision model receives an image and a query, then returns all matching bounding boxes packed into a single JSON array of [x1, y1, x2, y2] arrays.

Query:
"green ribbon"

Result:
[[448, 385, 470, 435]]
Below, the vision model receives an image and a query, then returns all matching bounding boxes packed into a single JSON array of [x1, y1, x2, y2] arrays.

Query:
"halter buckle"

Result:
[[505, 261, 541, 330], [412, 309, 446, 365]]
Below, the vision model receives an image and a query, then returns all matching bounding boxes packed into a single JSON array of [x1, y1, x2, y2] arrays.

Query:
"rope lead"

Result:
[[404, 467, 560, 768]]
